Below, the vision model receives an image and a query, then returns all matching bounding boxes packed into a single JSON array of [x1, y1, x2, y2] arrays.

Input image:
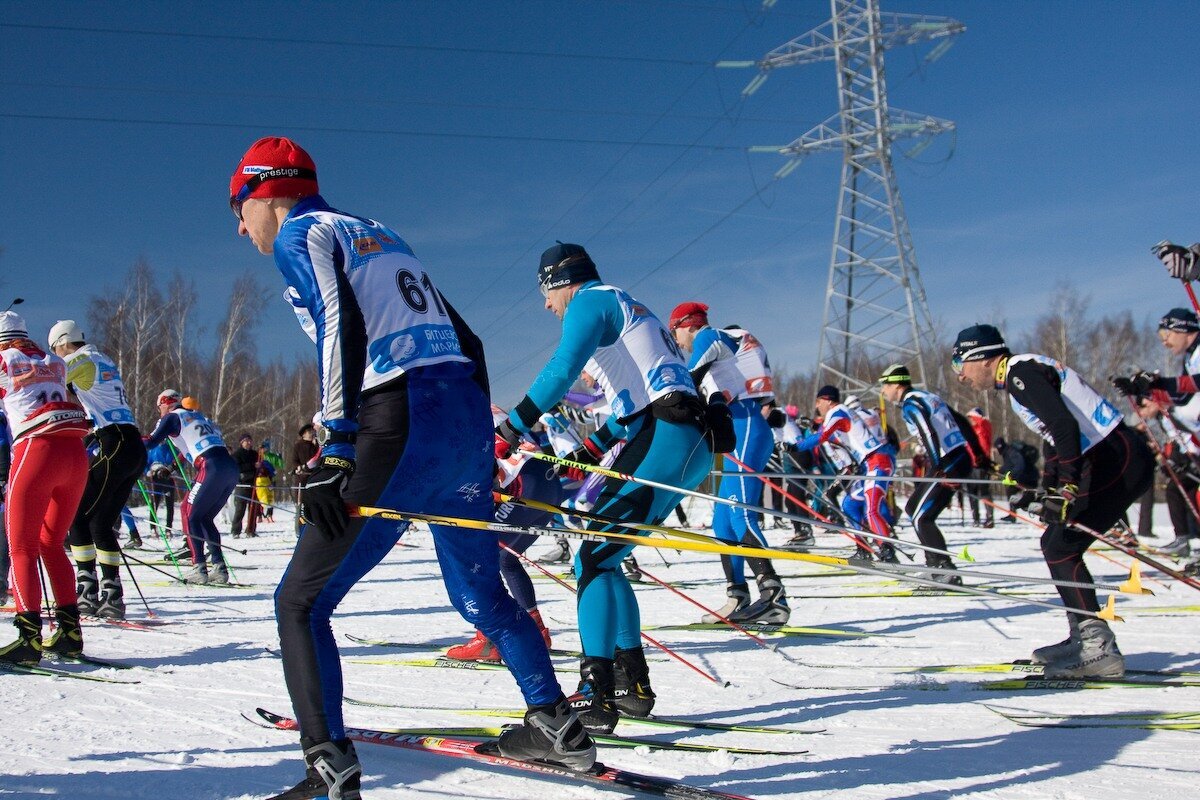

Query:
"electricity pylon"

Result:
[[727, 0, 963, 389]]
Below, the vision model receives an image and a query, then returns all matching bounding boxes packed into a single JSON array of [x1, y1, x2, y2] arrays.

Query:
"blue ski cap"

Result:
[[952, 324, 1009, 369], [538, 242, 600, 296], [1159, 307, 1200, 333]]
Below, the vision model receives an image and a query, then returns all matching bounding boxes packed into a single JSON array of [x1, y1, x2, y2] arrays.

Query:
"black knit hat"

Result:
[[537, 242, 600, 294], [816, 384, 840, 402], [952, 324, 1009, 363], [1159, 307, 1200, 333]]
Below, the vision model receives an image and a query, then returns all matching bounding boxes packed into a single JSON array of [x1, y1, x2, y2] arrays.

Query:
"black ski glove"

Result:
[[301, 453, 355, 541], [1153, 240, 1200, 281], [1039, 483, 1079, 525]]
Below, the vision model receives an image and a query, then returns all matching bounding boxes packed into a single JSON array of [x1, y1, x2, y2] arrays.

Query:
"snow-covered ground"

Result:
[[2, 496, 1198, 799]]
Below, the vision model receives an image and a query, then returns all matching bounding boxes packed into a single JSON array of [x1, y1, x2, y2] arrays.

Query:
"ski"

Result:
[[986, 705, 1200, 722], [343, 698, 823, 736], [985, 706, 1200, 730], [802, 587, 1045, 599], [43, 652, 140, 671], [345, 633, 607, 661], [346, 655, 575, 674], [645, 622, 880, 639], [254, 708, 757, 799], [0, 660, 140, 684], [892, 660, 1200, 679], [81, 614, 173, 633], [978, 676, 1200, 690]]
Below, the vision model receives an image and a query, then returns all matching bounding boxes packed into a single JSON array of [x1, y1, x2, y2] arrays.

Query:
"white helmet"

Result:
[[0, 311, 29, 342], [48, 319, 86, 350]]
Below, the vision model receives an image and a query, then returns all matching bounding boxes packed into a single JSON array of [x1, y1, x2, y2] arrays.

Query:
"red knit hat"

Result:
[[668, 301, 709, 331], [229, 137, 319, 208]]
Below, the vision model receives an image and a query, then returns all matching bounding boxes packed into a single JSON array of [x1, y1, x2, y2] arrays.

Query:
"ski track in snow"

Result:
[[2, 497, 1198, 799]]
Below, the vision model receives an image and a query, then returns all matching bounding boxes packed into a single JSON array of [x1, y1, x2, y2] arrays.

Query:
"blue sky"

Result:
[[1, 1, 1197, 406]]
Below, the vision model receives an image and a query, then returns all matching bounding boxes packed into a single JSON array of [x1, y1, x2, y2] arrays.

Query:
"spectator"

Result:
[[230, 433, 259, 539]]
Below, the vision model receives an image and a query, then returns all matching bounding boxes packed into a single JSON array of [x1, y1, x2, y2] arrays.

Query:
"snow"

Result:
[[2, 497, 1198, 799]]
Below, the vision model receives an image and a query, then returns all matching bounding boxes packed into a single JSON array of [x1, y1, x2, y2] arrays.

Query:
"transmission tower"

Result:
[[728, 0, 963, 390]]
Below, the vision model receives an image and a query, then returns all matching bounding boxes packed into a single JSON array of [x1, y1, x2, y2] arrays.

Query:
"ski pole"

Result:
[[353, 504, 1126, 621], [630, 562, 806, 668], [122, 551, 191, 584], [530, 451, 960, 562], [498, 493, 1148, 596], [137, 479, 184, 580], [498, 543, 725, 686], [120, 549, 156, 617], [1182, 279, 1200, 317], [142, 518, 250, 556], [709, 471, 1009, 484]]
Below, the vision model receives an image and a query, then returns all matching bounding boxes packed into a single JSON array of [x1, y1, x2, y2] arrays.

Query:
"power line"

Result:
[[0, 112, 750, 151], [0, 80, 813, 127], [0, 22, 710, 67]]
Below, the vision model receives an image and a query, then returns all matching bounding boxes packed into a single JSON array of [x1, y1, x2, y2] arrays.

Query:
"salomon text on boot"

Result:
[[613, 646, 656, 717], [491, 695, 597, 770], [1044, 618, 1124, 680], [568, 656, 620, 733]]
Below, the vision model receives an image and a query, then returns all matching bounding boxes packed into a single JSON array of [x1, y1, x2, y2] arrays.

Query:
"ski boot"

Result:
[[44, 605, 84, 658], [269, 738, 362, 800], [568, 656, 620, 733], [729, 574, 790, 625], [621, 554, 642, 582], [97, 578, 125, 620], [128, 531, 144, 549], [210, 562, 230, 585], [76, 568, 100, 615], [877, 542, 900, 564], [1043, 618, 1124, 679], [1160, 535, 1192, 557], [701, 582, 750, 623], [1031, 616, 1080, 664], [0, 612, 43, 665], [784, 523, 816, 550], [528, 608, 553, 649], [446, 629, 502, 663], [925, 555, 963, 586], [537, 537, 572, 564], [491, 695, 597, 770], [613, 646, 656, 717], [849, 544, 874, 563], [185, 564, 209, 585]]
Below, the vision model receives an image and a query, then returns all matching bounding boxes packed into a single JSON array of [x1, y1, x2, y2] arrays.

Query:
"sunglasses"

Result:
[[950, 353, 964, 374], [230, 167, 317, 221]]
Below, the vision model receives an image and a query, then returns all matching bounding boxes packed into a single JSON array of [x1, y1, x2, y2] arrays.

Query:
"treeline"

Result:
[[87, 260, 317, 456], [772, 288, 1168, 447]]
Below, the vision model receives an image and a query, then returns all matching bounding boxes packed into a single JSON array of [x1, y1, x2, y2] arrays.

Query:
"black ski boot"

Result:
[[0, 612, 43, 665], [97, 578, 125, 620], [44, 605, 84, 658], [785, 523, 816, 550], [729, 574, 790, 624], [491, 695, 597, 770], [614, 646, 656, 717], [877, 542, 900, 564], [76, 568, 99, 615], [926, 555, 963, 586], [621, 554, 642, 582], [568, 656, 620, 733], [269, 738, 362, 800]]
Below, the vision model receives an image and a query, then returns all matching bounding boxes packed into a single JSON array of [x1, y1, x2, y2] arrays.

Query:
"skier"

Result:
[[447, 407, 557, 662], [230, 137, 594, 799], [0, 311, 90, 663], [795, 386, 898, 561], [496, 243, 713, 733], [965, 408, 996, 527], [47, 320, 148, 619], [879, 364, 970, 583], [1131, 396, 1199, 558], [668, 302, 788, 624], [143, 390, 238, 585], [145, 443, 177, 533], [953, 323, 1152, 678], [0, 410, 10, 607], [1113, 308, 1200, 558]]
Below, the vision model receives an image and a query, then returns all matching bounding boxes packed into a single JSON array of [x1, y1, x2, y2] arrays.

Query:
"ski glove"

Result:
[[301, 454, 355, 541], [494, 419, 522, 460], [1039, 483, 1079, 525], [766, 408, 787, 429], [1008, 488, 1038, 511], [560, 439, 604, 481], [1153, 240, 1200, 282]]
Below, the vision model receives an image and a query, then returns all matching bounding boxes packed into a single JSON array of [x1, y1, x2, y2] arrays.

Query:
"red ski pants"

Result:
[[4, 435, 88, 613]]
